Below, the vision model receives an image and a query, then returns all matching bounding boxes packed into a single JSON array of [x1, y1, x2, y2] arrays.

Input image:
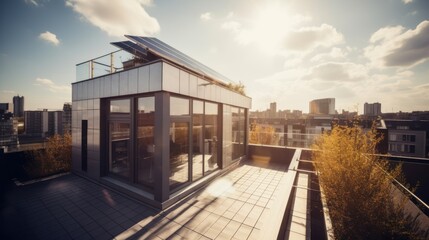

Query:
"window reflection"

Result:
[[192, 100, 204, 180], [204, 102, 219, 173], [170, 122, 189, 190], [223, 105, 245, 167], [137, 97, 155, 188], [109, 122, 130, 179], [110, 99, 130, 113], [170, 97, 189, 116]]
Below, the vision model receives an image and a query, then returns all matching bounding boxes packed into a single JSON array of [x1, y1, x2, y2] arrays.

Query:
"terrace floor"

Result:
[[1, 160, 295, 240]]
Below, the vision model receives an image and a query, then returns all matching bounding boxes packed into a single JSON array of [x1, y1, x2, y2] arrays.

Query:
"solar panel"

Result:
[[111, 41, 149, 60], [124, 35, 232, 84]]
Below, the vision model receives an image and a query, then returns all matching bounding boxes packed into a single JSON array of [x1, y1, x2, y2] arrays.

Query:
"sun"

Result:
[[246, 3, 310, 55]]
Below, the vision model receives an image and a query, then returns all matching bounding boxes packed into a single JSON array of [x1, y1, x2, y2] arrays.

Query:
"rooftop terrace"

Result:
[[1, 146, 329, 240]]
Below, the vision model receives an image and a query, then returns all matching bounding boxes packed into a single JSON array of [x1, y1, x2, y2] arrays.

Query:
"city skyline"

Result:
[[1, 0, 429, 113]]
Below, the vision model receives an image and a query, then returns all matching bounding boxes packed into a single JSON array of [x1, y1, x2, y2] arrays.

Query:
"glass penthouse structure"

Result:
[[72, 36, 251, 209]]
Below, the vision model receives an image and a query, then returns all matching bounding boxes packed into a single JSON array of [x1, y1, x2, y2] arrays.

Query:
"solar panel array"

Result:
[[111, 35, 232, 85], [111, 41, 149, 60]]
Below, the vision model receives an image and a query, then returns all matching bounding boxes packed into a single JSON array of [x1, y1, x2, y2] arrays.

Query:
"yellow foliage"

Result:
[[312, 124, 426, 239], [249, 123, 279, 145]]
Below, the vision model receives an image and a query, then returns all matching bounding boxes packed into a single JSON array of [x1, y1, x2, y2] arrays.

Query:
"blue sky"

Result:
[[1, 0, 428, 113]]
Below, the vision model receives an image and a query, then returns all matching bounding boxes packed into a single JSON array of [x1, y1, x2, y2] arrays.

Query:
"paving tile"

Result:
[[215, 220, 241, 239]]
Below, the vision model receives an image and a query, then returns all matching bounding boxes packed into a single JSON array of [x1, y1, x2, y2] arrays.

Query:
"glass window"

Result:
[[192, 100, 204, 181], [109, 122, 131, 179], [222, 105, 233, 166], [170, 122, 189, 190], [410, 135, 416, 142], [110, 99, 130, 113], [410, 145, 415, 153], [137, 97, 155, 188], [232, 107, 245, 160], [170, 97, 189, 116], [204, 102, 219, 173]]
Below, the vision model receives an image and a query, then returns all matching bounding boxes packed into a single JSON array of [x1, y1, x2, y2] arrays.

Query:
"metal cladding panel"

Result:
[[138, 65, 150, 93], [128, 68, 138, 94], [119, 71, 129, 95]]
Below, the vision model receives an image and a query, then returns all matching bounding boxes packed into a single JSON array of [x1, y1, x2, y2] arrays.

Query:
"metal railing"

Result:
[[249, 131, 322, 148], [76, 50, 134, 82]]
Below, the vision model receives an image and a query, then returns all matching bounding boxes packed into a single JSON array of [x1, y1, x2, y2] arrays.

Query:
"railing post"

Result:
[[90, 60, 94, 79], [110, 53, 114, 73]]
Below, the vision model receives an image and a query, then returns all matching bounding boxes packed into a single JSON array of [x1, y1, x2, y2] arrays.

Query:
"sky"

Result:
[[0, 0, 428, 113]]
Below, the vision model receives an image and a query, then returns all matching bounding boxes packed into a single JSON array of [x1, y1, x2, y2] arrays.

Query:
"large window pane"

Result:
[[110, 99, 130, 113], [205, 102, 219, 173], [223, 105, 245, 167], [170, 97, 189, 116], [192, 100, 204, 180], [137, 97, 155, 188], [223, 105, 233, 166], [170, 122, 189, 190], [109, 122, 130, 179]]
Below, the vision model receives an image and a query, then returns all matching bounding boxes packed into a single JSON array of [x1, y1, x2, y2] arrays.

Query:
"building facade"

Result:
[[72, 36, 251, 209], [309, 98, 335, 115], [62, 103, 72, 134], [13, 95, 24, 118], [364, 102, 381, 116], [385, 120, 429, 158], [24, 110, 63, 137]]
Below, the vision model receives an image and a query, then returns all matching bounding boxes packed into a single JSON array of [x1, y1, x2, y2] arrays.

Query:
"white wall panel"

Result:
[[162, 63, 179, 93], [93, 78, 100, 98], [128, 68, 138, 94], [179, 70, 189, 95], [138, 66, 150, 93], [149, 62, 162, 91], [111, 73, 119, 96], [119, 71, 129, 95]]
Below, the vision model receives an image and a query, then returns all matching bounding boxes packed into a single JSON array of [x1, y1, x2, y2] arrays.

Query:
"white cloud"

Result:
[[200, 12, 212, 21], [284, 24, 344, 52], [364, 20, 429, 68], [303, 62, 368, 82], [402, 0, 413, 4], [39, 31, 60, 46], [35, 78, 71, 93], [310, 47, 349, 62], [25, 0, 39, 6], [221, 4, 313, 54], [66, 0, 160, 37]]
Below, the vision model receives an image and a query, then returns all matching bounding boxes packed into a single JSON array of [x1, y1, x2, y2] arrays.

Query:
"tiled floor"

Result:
[[1, 160, 291, 240]]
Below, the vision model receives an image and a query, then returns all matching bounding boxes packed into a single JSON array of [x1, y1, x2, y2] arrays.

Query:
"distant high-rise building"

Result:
[[24, 109, 62, 137], [0, 103, 9, 112], [364, 102, 381, 116], [309, 98, 335, 115], [62, 103, 72, 134], [270, 102, 277, 118], [13, 95, 24, 117]]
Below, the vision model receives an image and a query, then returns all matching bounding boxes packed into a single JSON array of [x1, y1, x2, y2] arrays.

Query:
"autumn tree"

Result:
[[25, 133, 72, 179], [249, 123, 280, 145], [312, 124, 427, 239]]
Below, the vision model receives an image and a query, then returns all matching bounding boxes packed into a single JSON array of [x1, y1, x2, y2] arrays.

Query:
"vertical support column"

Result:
[[244, 108, 249, 157], [154, 92, 170, 202]]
